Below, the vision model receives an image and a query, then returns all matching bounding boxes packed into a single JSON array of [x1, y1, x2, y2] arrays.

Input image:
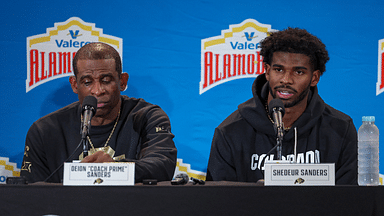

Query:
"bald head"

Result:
[[72, 42, 122, 77]]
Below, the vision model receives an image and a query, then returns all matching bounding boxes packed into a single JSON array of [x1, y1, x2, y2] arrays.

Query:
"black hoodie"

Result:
[[206, 74, 357, 185]]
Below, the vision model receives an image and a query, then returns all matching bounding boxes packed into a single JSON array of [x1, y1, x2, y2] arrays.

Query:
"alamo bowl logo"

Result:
[[200, 19, 275, 94], [26, 17, 122, 92]]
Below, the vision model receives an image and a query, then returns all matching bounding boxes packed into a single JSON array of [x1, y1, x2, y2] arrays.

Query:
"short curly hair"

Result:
[[72, 42, 122, 77], [260, 27, 329, 75]]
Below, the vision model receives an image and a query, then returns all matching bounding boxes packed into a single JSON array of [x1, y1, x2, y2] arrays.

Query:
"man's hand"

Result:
[[80, 151, 115, 163]]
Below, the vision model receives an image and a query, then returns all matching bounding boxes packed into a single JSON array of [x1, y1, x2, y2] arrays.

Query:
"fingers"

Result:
[[81, 151, 115, 163]]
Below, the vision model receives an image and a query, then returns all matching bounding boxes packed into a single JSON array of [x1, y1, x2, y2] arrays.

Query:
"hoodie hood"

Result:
[[238, 73, 325, 141]]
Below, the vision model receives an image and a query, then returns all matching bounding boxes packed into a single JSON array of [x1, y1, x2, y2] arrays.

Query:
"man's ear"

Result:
[[69, 76, 78, 94], [311, 70, 320, 87], [120, 73, 129, 91]]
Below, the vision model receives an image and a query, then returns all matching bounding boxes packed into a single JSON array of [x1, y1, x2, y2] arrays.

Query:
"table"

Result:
[[1, 181, 383, 216]]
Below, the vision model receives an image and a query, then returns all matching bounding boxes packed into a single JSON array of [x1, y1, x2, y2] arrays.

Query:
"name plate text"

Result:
[[265, 162, 335, 186], [63, 162, 135, 186]]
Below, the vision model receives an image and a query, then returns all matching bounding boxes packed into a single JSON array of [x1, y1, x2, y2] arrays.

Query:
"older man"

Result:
[[21, 42, 177, 183]]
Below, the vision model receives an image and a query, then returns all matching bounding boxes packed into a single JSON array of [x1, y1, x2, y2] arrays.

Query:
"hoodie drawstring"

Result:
[[293, 127, 298, 163]]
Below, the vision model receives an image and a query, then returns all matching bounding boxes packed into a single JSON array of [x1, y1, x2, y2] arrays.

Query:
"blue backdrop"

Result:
[[1, 0, 384, 178]]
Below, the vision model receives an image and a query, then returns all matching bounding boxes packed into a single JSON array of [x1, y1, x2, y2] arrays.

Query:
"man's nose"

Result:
[[90, 81, 104, 96], [281, 72, 293, 84]]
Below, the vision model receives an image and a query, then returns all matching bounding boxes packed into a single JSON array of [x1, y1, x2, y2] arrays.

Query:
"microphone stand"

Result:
[[80, 96, 97, 159], [81, 131, 89, 158], [271, 107, 284, 160], [268, 99, 286, 161], [276, 126, 284, 160], [81, 111, 92, 158]]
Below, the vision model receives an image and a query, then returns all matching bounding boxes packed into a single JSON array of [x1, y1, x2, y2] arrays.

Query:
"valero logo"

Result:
[[200, 19, 275, 94], [377, 38, 384, 96], [26, 17, 123, 93]]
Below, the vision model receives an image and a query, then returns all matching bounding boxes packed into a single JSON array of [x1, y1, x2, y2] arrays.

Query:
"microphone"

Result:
[[268, 99, 285, 160], [191, 177, 205, 185], [81, 96, 97, 157], [171, 173, 189, 185], [268, 99, 285, 138], [81, 96, 97, 139]]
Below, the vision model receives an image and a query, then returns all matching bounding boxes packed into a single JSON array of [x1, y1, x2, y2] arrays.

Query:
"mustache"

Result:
[[274, 85, 298, 94]]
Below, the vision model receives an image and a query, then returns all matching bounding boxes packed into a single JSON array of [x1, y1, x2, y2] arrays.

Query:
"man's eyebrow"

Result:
[[79, 73, 115, 81], [79, 74, 92, 81], [293, 66, 308, 70], [99, 73, 115, 80], [272, 64, 308, 70], [100, 73, 114, 77]]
